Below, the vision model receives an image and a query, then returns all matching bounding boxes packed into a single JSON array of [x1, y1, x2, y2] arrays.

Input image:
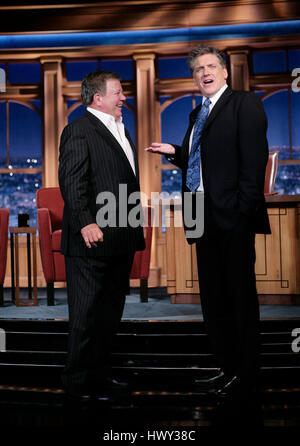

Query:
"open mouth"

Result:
[[203, 79, 214, 85]]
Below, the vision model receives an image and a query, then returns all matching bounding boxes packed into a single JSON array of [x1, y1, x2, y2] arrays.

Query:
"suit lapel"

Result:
[[181, 110, 199, 167], [182, 87, 233, 166], [125, 128, 140, 180], [85, 111, 137, 180], [202, 87, 233, 132]]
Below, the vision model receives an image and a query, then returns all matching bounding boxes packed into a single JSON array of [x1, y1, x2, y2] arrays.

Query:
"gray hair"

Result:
[[187, 45, 227, 73], [81, 71, 121, 106]]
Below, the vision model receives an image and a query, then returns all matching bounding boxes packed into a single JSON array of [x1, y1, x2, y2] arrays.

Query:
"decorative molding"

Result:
[[0, 1, 300, 34], [1, 34, 300, 61], [0, 85, 41, 100]]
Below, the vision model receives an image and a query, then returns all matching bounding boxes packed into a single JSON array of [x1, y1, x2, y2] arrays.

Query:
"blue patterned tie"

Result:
[[186, 97, 211, 192]]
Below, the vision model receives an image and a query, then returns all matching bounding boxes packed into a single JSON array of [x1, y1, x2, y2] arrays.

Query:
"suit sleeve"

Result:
[[58, 123, 95, 234], [165, 111, 196, 168], [165, 145, 182, 168], [238, 93, 269, 217]]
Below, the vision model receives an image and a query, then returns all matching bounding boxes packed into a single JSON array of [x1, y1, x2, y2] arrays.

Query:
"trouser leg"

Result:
[[62, 254, 133, 396], [196, 223, 259, 384], [223, 224, 260, 387]]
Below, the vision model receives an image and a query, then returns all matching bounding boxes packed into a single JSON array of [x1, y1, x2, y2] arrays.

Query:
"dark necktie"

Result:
[[186, 97, 211, 192]]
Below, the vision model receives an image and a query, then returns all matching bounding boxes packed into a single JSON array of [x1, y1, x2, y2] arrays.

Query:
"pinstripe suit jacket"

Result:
[[58, 110, 145, 257]]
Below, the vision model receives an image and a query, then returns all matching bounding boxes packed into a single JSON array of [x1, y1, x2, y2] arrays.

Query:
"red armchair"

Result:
[[0, 209, 9, 306], [36, 187, 65, 306], [37, 187, 153, 305], [130, 206, 153, 302], [264, 151, 278, 195]]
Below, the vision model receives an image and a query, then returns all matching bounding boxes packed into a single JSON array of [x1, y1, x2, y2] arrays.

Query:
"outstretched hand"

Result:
[[145, 142, 175, 155]]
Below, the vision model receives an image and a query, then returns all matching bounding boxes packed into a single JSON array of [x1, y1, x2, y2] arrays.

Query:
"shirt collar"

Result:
[[202, 83, 228, 107], [87, 106, 122, 126]]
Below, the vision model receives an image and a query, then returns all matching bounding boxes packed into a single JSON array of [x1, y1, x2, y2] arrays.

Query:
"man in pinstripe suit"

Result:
[[58, 71, 145, 400]]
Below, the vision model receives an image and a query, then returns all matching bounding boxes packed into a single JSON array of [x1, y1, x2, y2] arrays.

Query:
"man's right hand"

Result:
[[145, 142, 175, 155], [80, 223, 103, 248]]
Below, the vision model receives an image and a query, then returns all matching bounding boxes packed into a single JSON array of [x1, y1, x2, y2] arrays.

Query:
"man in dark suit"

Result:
[[146, 45, 270, 402], [59, 71, 145, 400]]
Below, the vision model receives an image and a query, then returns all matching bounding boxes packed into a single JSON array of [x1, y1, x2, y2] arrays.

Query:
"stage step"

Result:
[[2, 330, 297, 352], [0, 317, 299, 333], [0, 350, 299, 368], [0, 318, 299, 429]]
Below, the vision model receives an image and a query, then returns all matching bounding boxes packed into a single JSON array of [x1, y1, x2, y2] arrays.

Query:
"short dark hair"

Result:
[[187, 45, 227, 73], [81, 71, 121, 106]]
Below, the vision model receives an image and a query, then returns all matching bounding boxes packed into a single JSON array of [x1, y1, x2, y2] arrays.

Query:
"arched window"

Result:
[[0, 100, 42, 227], [160, 94, 202, 195], [252, 49, 300, 194], [257, 90, 300, 194]]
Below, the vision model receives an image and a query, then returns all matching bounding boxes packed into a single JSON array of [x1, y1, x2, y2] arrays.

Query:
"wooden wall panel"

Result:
[[164, 198, 300, 304], [256, 207, 300, 295]]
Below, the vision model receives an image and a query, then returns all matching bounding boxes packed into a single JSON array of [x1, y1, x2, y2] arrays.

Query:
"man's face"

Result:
[[193, 53, 228, 98], [96, 78, 126, 120]]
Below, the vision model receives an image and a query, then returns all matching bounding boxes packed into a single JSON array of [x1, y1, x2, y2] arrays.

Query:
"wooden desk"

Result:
[[165, 195, 300, 305], [10, 226, 38, 306], [256, 194, 300, 304]]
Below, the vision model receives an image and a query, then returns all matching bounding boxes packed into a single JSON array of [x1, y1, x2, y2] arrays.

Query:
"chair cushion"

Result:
[[36, 187, 64, 231], [53, 251, 66, 281], [52, 230, 62, 251]]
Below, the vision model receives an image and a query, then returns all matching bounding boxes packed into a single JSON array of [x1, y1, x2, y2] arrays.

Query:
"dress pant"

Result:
[[61, 254, 134, 396], [196, 216, 260, 389]]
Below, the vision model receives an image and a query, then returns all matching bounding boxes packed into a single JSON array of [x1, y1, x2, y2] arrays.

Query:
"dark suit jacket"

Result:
[[170, 87, 271, 242], [58, 110, 145, 257]]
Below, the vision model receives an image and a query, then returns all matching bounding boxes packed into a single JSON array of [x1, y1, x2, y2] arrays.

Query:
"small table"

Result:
[[10, 226, 38, 306]]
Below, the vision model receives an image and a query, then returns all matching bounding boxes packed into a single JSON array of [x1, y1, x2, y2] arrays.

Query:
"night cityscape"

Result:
[[0, 157, 42, 227], [162, 147, 300, 195], [0, 146, 299, 229]]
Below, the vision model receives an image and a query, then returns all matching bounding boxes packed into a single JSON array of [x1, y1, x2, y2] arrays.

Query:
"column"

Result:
[[133, 53, 160, 199], [228, 50, 250, 91], [133, 53, 160, 285], [41, 56, 65, 187]]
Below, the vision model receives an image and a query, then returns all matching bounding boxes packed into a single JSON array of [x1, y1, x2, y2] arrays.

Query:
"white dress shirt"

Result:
[[87, 106, 136, 175], [189, 83, 228, 192]]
